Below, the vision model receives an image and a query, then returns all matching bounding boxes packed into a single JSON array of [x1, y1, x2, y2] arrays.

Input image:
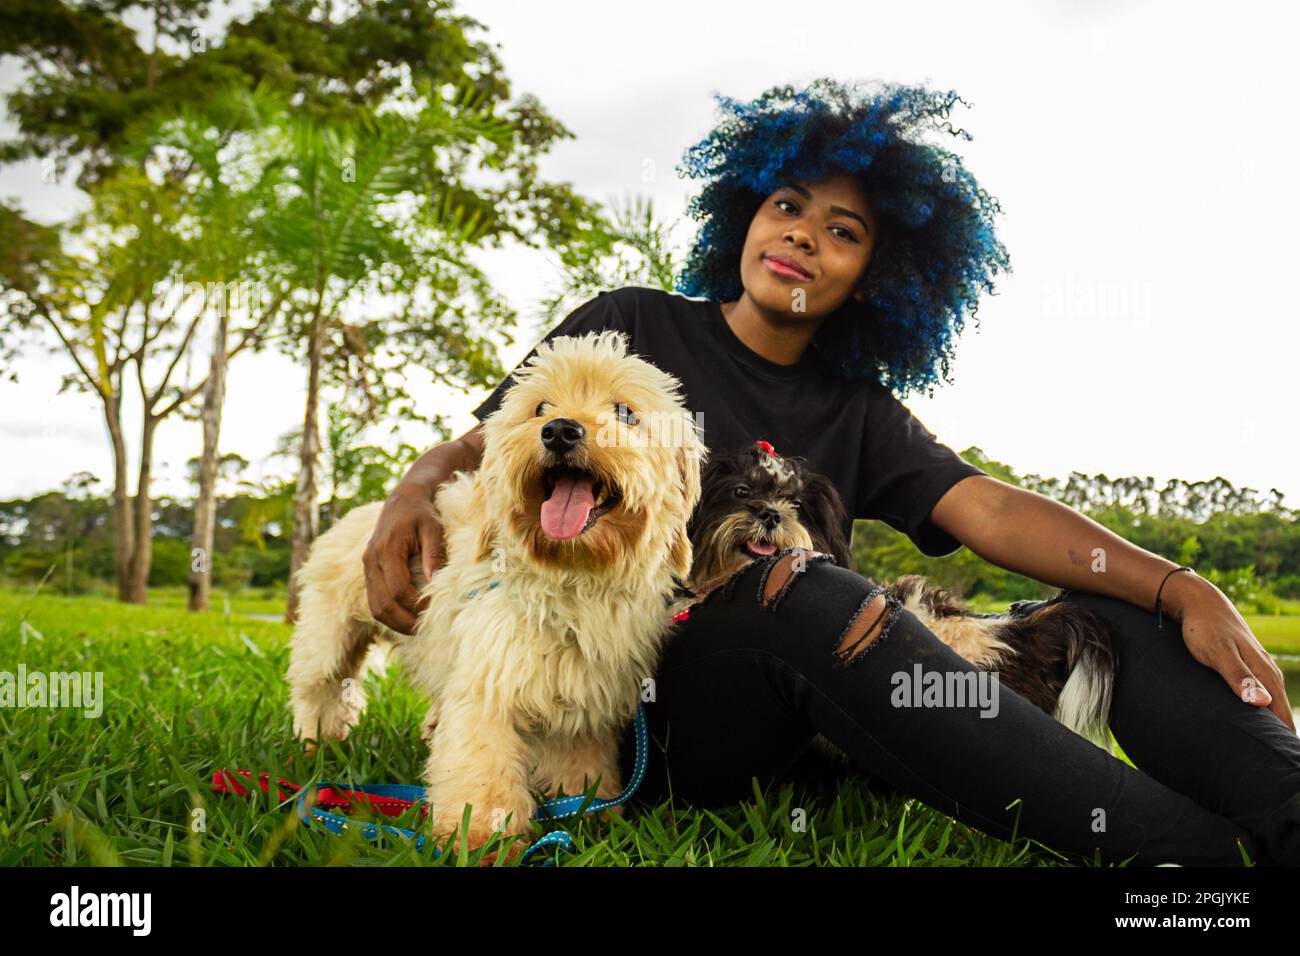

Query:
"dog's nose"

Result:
[[756, 507, 781, 531], [541, 417, 586, 454]]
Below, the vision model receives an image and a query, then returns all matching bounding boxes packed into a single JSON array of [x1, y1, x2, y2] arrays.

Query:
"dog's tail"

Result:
[[1053, 624, 1117, 752], [1003, 600, 1117, 752]]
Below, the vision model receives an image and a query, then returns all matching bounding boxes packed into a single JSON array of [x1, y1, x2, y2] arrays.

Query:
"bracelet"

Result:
[[1155, 565, 1195, 630]]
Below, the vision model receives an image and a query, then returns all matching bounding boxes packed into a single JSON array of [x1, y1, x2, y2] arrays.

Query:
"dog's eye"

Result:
[[792, 500, 802, 510], [535, 401, 547, 417], [734, 485, 749, 499], [615, 402, 639, 426]]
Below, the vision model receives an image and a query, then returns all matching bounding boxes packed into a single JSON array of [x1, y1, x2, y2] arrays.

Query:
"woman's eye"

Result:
[[535, 401, 547, 416], [777, 197, 856, 241], [615, 402, 639, 426]]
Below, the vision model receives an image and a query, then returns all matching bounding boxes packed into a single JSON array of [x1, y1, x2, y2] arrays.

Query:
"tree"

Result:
[[533, 192, 683, 334], [321, 401, 421, 525], [0, 145, 283, 601], [135, 86, 294, 611], [2, 1, 627, 609], [258, 91, 523, 621]]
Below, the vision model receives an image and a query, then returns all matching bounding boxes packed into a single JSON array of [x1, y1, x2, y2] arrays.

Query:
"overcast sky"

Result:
[[2, 0, 1297, 506]]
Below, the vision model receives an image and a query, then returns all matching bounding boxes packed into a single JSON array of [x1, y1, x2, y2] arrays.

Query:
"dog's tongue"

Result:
[[747, 540, 777, 556], [541, 475, 596, 540]]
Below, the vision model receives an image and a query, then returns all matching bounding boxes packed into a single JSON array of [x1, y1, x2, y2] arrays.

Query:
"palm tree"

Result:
[[263, 83, 513, 621]]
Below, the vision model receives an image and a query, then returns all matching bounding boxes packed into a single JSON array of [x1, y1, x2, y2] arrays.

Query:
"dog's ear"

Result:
[[669, 525, 693, 584], [675, 411, 704, 515], [669, 412, 705, 581], [801, 472, 855, 571]]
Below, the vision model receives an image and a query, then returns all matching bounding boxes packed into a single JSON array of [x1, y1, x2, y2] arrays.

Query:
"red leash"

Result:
[[211, 769, 427, 819]]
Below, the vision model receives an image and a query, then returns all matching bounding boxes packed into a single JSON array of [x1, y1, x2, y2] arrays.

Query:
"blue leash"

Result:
[[296, 699, 649, 865]]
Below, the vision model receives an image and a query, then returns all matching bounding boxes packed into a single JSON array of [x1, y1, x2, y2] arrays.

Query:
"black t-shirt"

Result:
[[471, 286, 987, 557]]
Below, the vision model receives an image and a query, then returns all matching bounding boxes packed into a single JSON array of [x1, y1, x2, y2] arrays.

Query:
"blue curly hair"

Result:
[[674, 78, 1011, 397]]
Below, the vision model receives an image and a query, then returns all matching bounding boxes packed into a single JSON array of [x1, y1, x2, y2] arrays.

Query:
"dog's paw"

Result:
[[429, 804, 536, 861], [338, 694, 365, 730], [433, 822, 532, 866], [475, 835, 530, 867], [295, 721, 349, 752]]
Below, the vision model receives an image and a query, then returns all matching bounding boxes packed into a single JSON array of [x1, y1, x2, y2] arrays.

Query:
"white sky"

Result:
[[2, 0, 1297, 506]]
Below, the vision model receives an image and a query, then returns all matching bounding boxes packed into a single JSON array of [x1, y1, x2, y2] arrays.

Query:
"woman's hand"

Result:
[[360, 426, 484, 635], [362, 487, 447, 635], [1173, 581, 1296, 733]]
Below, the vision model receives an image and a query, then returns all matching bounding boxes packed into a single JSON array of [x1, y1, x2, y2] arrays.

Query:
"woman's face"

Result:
[[738, 172, 878, 319]]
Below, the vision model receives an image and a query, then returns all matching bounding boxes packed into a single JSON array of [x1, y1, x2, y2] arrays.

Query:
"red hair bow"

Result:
[[755, 439, 777, 457]]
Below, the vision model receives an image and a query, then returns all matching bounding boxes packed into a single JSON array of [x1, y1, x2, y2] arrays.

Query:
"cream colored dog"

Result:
[[287, 330, 704, 855]]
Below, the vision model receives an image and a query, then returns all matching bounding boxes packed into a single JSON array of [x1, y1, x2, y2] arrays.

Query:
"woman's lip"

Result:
[[762, 256, 812, 281]]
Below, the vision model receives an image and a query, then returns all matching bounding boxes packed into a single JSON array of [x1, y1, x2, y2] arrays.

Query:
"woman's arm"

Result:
[[932, 476, 1296, 732], [361, 422, 485, 634]]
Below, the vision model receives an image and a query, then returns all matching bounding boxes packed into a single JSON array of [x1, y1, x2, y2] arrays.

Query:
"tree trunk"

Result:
[[188, 311, 229, 611], [125, 413, 158, 604], [285, 310, 325, 623], [104, 394, 135, 602]]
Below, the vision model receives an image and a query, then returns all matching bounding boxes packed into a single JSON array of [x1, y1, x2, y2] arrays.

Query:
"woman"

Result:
[[362, 79, 1300, 865]]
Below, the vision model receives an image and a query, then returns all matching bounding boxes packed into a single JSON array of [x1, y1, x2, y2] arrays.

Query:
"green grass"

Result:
[[1241, 614, 1300, 655], [0, 586, 1288, 867], [21, 581, 291, 619]]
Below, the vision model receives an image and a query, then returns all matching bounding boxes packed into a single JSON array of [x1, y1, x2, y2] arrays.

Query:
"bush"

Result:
[[147, 537, 193, 587], [0, 544, 114, 593], [1271, 574, 1300, 600], [222, 545, 292, 588], [1200, 565, 1280, 614]]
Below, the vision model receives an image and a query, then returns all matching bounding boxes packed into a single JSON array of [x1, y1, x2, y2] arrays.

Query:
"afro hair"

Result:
[[674, 78, 1011, 398]]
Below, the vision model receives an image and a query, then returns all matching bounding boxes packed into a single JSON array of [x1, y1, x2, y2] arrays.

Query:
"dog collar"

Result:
[[464, 580, 500, 600]]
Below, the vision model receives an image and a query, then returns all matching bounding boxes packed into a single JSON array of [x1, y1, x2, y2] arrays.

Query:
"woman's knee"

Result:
[[1251, 791, 1300, 866], [705, 547, 904, 670], [1052, 588, 1156, 633]]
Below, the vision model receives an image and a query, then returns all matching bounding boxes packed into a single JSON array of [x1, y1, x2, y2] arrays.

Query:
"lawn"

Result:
[[1, 586, 1293, 867]]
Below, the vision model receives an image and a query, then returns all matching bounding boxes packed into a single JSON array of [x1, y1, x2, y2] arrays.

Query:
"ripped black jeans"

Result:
[[616, 549, 1300, 866]]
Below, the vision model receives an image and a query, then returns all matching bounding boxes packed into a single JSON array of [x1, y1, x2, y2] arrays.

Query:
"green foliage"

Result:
[[253, 95, 525, 437], [532, 193, 685, 338], [1274, 575, 1300, 600], [146, 537, 193, 588], [1199, 566, 1280, 615], [1178, 534, 1202, 568], [851, 452, 1299, 605], [5, 450, 1298, 604], [321, 402, 420, 522], [0, 482, 294, 594], [0, 0, 637, 601], [2, 0, 629, 411]]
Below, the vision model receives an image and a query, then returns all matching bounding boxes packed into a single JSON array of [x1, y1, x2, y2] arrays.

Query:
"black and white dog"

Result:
[[684, 440, 1117, 751]]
